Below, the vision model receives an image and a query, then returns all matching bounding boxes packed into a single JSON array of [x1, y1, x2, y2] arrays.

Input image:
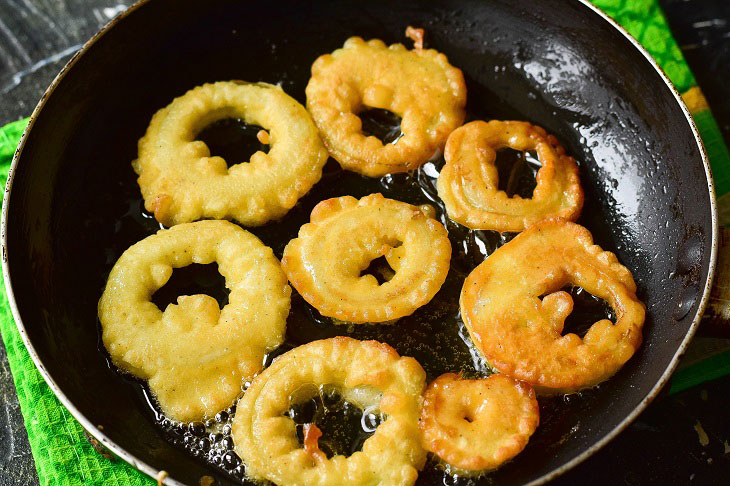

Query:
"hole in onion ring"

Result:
[[286, 386, 384, 458], [359, 255, 396, 285], [195, 117, 269, 167], [151, 263, 230, 311], [539, 285, 615, 339], [359, 107, 404, 144], [494, 148, 540, 198]]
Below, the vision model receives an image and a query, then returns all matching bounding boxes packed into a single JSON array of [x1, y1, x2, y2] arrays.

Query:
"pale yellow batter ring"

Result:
[[133, 81, 328, 226], [281, 194, 451, 323], [232, 337, 427, 486], [98, 220, 290, 421]]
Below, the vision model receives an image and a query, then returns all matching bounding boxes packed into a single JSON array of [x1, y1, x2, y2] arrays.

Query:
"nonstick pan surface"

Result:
[[1, 0, 716, 484]]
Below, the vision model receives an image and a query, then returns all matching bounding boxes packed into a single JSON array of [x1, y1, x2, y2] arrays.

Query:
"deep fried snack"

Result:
[[306, 35, 466, 177], [98, 220, 290, 421], [461, 219, 645, 393], [133, 81, 328, 226], [437, 120, 584, 232], [405, 26, 425, 50], [281, 194, 451, 323], [419, 373, 539, 473], [232, 337, 427, 486]]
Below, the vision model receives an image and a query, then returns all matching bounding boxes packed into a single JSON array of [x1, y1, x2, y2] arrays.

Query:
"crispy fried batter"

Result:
[[437, 120, 584, 232], [303, 423, 327, 464], [306, 36, 466, 177], [405, 26, 425, 50], [98, 220, 290, 421], [133, 81, 328, 226], [256, 129, 270, 145], [232, 337, 427, 486], [460, 219, 645, 393], [419, 373, 539, 473], [282, 194, 451, 323]]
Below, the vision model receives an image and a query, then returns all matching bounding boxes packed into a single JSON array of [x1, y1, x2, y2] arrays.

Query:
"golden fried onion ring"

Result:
[[419, 373, 539, 473], [232, 337, 427, 486], [306, 36, 466, 177], [437, 120, 584, 232], [98, 220, 290, 421], [133, 81, 328, 226], [461, 219, 645, 393], [282, 194, 451, 323]]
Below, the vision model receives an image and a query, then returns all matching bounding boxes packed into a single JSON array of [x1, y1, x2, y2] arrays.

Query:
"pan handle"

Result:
[[702, 227, 730, 337]]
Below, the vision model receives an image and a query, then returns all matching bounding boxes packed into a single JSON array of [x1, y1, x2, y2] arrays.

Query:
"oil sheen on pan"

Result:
[[98, 99, 618, 484]]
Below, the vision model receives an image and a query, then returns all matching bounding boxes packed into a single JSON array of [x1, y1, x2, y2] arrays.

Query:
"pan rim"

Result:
[[0, 1, 182, 484], [0, 0, 717, 485], [534, 0, 718, 483]]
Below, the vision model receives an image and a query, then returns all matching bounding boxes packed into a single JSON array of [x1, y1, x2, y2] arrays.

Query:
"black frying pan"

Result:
[[1, 0, 718, 484]]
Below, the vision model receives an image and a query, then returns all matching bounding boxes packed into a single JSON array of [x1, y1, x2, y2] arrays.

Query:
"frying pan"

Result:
[[1, 0, 720, 484]]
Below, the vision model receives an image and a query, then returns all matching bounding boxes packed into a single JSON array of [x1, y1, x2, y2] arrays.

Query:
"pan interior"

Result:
[[5, 0, 712, 484]]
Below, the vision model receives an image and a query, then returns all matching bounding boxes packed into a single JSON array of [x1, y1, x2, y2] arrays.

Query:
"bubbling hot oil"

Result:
[[147, 397, 247, 480], [103, 119, 611, 485]]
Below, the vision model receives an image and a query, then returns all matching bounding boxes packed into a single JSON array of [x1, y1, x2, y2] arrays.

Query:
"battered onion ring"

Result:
[[98, 220, 290, 421], [232, 337, 427, 486], [437, 120, 584, 232], [281, 194, 451, 323], [133, 81, 328, 226], [461, 218, 645, 393], [419, 373, 539, 473], [306, 36, 466, 177]]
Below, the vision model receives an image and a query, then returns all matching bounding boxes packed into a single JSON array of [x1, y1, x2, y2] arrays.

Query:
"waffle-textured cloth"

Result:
[[1, 1, 729, 484]]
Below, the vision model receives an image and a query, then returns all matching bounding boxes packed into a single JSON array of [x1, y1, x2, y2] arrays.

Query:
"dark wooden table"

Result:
[[1, 1, 729, 485]]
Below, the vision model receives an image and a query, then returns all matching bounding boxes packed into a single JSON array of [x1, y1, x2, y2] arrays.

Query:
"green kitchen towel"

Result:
[[1, 1, 730, 484]]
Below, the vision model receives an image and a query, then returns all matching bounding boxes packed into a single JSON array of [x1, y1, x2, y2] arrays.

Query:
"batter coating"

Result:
[[437, 120, 583, 232], [281, 194, 451, 323], [98, 220, 290, 421], [133, 81, 328, 226], [460, 219, 645, 393], [419, 373, 539, 473], [232, 337, 427, 486], [306, 35, 466, 177]]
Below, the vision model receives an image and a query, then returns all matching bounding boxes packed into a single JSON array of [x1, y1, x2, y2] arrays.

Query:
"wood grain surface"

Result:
[[0, 0, 131, 122]]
